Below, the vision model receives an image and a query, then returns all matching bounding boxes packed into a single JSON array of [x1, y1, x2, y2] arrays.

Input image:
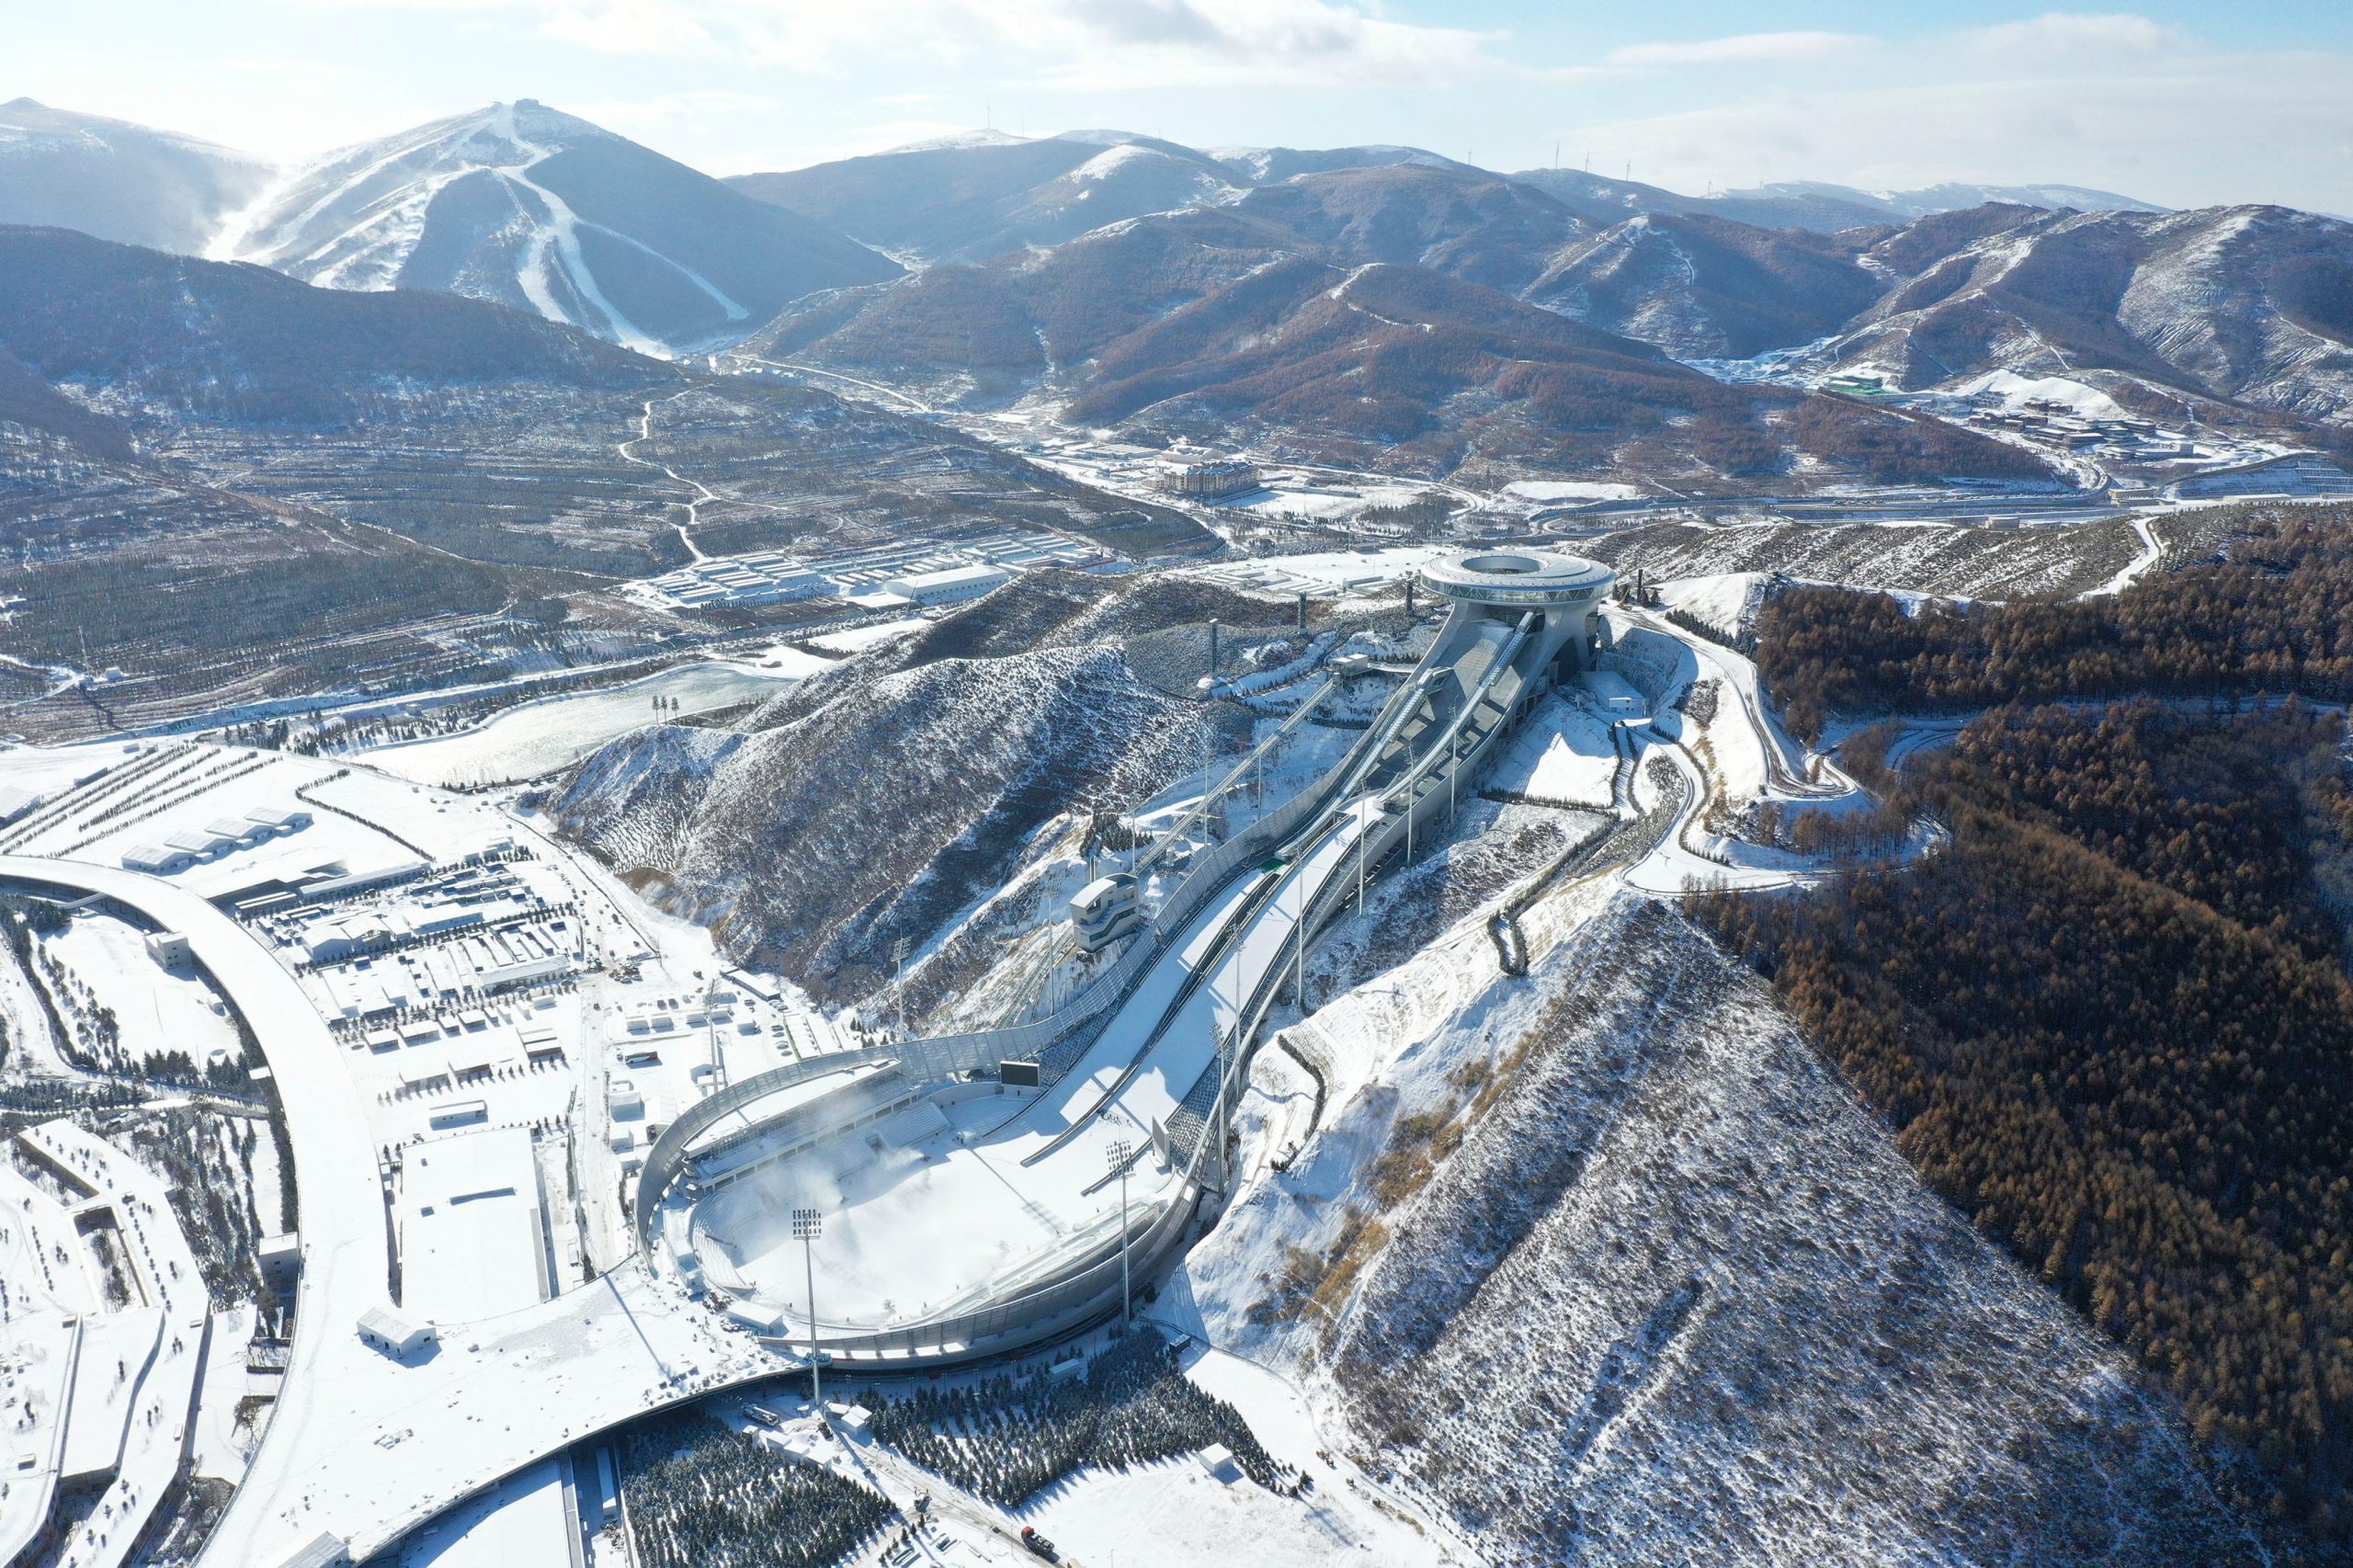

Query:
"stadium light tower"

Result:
[[892, 936, 910, 1040], [792, 1208, 824, 1409], [1107, 1139, 1132, 1327], [1357, 798, 1370, 915]]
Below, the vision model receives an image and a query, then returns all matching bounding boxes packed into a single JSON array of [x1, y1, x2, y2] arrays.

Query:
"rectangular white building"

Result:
[[881, 563, 1012, 606], [121, 843, 196, 875]]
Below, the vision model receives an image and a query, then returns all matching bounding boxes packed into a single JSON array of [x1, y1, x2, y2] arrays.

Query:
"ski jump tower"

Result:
[[1415, 549, 1614, 686]]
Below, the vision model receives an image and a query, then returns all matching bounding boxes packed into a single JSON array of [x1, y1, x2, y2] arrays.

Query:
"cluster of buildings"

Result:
[[290, 867, 541, 965], [1158, 457, 1260, 500], [634, 527, 1099, 612], [267, 860, 581, 1028], [635, 550, 1012, 611], [638, 551, 834, 608], [0, 1121, 212, 1565], [119, 803, 312, 875], [1968, 398, 2197, 460]]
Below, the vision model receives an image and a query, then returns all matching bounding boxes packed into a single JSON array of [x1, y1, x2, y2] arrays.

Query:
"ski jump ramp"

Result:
[[637, 549, 1614, 1366]]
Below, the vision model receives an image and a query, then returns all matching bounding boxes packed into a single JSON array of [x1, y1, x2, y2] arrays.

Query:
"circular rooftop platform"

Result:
[[1418, 548, 1615, 607]]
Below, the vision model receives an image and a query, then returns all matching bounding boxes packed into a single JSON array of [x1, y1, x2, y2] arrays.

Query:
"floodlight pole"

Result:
[[793, 1209, 823, 1410], [705, 975, 722, 1089], [892, 937, 909, 1040], [1108, 1140, 1132, 1328], [1293, 867, 1307, 1008], [1212, 1028, 1231, 1187], [1356, 802, 1368, 915]]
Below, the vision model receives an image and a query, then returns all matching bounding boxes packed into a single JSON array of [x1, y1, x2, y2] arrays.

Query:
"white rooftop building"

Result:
[[164, 828, 238, 860], [121, 843, 196, 875], [0, 784, 40, 826], [399, 1125, 548, 1323], [881, 563, 1012, 606], [357, 1306, 434, 1358]]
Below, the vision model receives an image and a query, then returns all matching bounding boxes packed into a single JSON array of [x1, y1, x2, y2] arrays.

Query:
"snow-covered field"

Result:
[[1654, 572, 1768, 642], [1024, 1453, 1424, 1566], [360, 662, 799, 786], [1487, 693, 1621, 807], [807, 617, 930, 655], [1180, 546, 1446, 599], [1955, 369, 2132, 422], [1503, 480, 1645, 503]]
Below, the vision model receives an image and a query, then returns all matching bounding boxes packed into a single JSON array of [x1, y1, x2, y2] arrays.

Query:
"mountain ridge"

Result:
[[224, 99, 898, 354]]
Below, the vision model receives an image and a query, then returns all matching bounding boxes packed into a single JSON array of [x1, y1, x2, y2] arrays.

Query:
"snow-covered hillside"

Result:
[[1173, 896, 2275, 1564], [1589, 515, 2146, 602], [553, 570, 1404, 1013], [1815, 204, 2353, 425], [577, 640, 1208, 995], [222, 99, 897, 355], [0, 97, 274, 255]]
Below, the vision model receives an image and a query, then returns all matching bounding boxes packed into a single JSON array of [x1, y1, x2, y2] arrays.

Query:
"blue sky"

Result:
[[16, 3, 2353, 210]]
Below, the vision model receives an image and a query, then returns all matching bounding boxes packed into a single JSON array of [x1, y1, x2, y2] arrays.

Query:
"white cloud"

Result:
[[1606, 30, 1865, 68], [541, 0, 712, 53], [300, 0, 1507, 86], [1961, 11, 2193, 58]]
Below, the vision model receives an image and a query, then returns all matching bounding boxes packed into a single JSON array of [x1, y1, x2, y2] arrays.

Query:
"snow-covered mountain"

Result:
[[730, 131, 1245, 265], [1526, 213, 1882, 359], [224, 99, 897, 356], [0, 97, 275, 254], [1209, 143, 1475, 185], [1509, 168, 2165, 235], [1799, 204, 2353, 424]]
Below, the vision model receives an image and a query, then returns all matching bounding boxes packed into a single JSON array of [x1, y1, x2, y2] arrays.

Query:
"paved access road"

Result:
[[0, 858, 780, 1566]]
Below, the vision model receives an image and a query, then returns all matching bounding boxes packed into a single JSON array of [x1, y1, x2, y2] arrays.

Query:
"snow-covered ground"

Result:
[[1024, 1453, 1415, 1565], [1654, 572, 1768, 642], [1486, 691, 1622, 807], [1502, 480, 1645, 504], [360, 662, 801, 786], [1179, 545, 1447, 599], [808, 617, 930, 654], [1955, 369, 2133, 421]]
